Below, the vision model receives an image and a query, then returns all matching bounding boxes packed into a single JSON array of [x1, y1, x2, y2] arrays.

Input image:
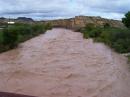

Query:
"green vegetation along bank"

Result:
[[81, 24, 130, 53], [81, 11, 130, 54], [0, 23, 52, 53]]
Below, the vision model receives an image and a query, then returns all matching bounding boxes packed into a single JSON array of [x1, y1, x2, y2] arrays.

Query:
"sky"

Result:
[[0, 0, 130, 20]]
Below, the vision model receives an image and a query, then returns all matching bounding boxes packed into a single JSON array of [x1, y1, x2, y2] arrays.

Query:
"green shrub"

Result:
[[85, 23, 95, 31], [83, 31, 89, 38], [81, 26, 130, 53], [122, 11, 130, 28], [112, 39, 127, 53], [3, 28, 19, 49], [98, 31, 112, 45], [82, 24, 102, 38], [88, 28, 102, 38], [0, 23, 51, 53]]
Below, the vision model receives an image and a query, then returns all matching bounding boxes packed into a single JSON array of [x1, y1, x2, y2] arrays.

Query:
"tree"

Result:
[[122, 11, 130, 28]]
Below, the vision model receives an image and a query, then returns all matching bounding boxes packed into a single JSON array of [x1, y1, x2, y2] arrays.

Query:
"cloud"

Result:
[[0, 0, 129, 20]]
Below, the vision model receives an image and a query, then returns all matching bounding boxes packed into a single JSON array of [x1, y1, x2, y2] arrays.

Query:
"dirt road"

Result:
[[0, 28, 130, 97]]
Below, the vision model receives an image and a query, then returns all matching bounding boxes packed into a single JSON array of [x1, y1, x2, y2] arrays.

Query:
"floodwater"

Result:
[[0, 28, 130, 97]]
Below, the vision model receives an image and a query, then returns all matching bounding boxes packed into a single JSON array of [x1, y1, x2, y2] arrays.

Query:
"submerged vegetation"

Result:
[[0, 23, 52, 53]]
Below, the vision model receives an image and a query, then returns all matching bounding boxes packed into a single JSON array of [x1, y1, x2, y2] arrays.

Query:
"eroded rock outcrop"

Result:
[[44, 16, 125, 30]]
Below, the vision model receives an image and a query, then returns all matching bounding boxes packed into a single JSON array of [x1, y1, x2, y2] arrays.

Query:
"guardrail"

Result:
[[0, 92, 37, 97]]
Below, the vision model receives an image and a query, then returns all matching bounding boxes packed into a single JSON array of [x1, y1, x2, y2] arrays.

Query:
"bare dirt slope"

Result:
[[0, 28, 130, 97]]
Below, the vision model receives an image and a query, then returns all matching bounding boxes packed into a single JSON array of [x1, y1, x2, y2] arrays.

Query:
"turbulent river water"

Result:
[[0, 28, 130, 97]]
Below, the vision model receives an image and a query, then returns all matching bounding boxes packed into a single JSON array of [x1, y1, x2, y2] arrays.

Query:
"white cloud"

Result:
[[0, 0, 129, 20]]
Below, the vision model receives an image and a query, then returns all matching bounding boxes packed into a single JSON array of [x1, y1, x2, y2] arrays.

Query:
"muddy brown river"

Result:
[[0, 28, 130, 97]]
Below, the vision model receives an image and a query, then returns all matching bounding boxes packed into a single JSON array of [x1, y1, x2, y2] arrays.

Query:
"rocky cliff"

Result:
[[44, 16, 125, 30]]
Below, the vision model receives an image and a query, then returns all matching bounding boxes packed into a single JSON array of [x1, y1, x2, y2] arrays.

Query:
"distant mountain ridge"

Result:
[[0, 17, 34, 24]]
